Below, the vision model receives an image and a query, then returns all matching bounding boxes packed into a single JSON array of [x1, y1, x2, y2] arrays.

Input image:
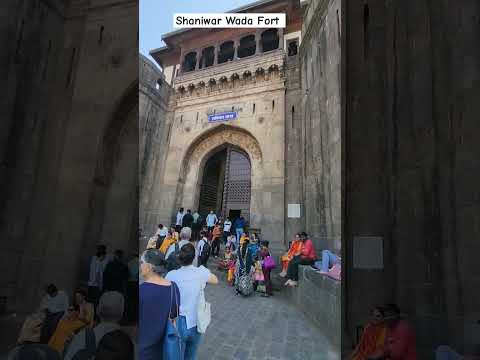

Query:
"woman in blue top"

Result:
[[139, 249, 180, 360]]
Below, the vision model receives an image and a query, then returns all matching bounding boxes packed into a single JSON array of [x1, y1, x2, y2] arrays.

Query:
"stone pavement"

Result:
[[197, 263, 340, 360]]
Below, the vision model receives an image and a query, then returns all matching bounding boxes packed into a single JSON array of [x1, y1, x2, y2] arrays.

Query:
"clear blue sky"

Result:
[[140, 0, 255, 66]]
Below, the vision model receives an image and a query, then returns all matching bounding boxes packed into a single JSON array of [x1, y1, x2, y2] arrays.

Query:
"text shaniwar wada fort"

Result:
[[175, 15, 281, 27]]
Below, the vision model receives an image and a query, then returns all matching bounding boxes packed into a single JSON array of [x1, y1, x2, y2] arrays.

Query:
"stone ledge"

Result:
[[280, 265, 341, 348]]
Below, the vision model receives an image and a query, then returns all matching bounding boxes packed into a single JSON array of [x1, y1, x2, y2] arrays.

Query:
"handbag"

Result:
[[263, 255, 276, 270], [163, 282, 182, 360], [196, 285, 211, 334]]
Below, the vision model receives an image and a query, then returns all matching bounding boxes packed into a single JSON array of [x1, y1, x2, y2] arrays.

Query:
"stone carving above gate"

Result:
[[182, 125, 263, 180]]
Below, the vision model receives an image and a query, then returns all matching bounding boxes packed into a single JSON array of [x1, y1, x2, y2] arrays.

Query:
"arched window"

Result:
[[200, 46, 215, 69], [218, 41, 234, 64], [182, 51, 197, 72], [238, 35, 256, 58], [261, 29, 279, 52]]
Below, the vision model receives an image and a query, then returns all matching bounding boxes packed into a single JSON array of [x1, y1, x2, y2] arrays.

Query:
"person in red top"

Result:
[[284, 232, 317, 287], [378, 304, 417, 360]]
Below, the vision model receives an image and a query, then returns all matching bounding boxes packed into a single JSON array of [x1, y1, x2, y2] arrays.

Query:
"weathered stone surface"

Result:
[[344, 0, 480, 356], [0, 0, 139, 313]]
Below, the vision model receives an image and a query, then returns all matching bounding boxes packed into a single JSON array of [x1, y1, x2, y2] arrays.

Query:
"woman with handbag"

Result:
[[166, 243, 218, 360], [139, 249, 180, 360]]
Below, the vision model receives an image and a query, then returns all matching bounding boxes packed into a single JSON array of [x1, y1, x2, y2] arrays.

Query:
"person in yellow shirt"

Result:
[[159, 231, 177, 254], [239, 231, 249, 247], [48, 289, 94, 354]]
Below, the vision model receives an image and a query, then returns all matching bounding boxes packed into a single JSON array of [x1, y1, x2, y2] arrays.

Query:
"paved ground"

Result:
[[197, 262, 339, 360]]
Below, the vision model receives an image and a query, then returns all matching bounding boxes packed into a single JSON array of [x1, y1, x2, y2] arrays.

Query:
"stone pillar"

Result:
[[233, 39, 239, 60], [214, 43, 219, 65], [195, 49, 200, 70], [255, 30, 262, 55], [278, 28, 284, 50], [179, 48, 184, 73]]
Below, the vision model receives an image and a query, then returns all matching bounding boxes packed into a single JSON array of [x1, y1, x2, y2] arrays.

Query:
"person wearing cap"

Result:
[[138, 249, 180, 360]]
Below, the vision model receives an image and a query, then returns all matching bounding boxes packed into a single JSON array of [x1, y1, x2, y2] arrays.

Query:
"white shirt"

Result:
[[206, 214, 217, 227], [165, 265, 211, 329], [88, 254, 113, 288], [197, 238, 207, 257], [165, 239, 189, 259], [223, 220, 232, 232], [39, 290, 69, 314], [176, 211, 185, 226], [64, 322, 120, 360], [155, 227, 168, 237]]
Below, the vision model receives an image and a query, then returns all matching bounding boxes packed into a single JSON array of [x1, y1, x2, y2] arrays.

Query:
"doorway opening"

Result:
[[197, 146, 251, 222]]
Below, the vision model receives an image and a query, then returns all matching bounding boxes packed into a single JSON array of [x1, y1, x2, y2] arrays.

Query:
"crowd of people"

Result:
[[140, 226, 218, 360], [9, 245, 138, 359]]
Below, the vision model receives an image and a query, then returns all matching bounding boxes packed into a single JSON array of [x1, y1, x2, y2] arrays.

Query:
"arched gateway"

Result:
[[175, 125, 263, 226]]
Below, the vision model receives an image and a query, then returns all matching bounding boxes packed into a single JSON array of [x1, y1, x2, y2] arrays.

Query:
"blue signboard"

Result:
[[208, 111, 237, 123]]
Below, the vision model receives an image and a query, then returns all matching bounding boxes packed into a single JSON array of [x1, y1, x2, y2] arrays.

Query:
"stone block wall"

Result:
[[0, 0, 139, 313], [299, 0, 342, 253], [344, 0, 480, 356], [283, 266, 341, 348]]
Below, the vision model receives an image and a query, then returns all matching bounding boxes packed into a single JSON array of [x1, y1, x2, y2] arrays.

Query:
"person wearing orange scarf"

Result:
[[348, 306, 387, 360], [279, 233, 303, 277]]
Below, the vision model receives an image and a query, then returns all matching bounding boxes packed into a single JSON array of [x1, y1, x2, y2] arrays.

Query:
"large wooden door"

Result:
[[198, 147, 251, 222], [221, 148, 251, 222]]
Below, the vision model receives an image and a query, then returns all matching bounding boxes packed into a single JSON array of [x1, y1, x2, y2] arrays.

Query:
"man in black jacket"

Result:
[[181, 209, 194, 229], [103, 250, 129, 295]]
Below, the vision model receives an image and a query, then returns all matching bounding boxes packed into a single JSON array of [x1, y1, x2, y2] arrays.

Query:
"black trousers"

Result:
[[211, 237, 220, 256], [223, 231, 230, 244], [40, 311, 64, 343], [175, 225, 182, 233], [286, 256, 315, 281]]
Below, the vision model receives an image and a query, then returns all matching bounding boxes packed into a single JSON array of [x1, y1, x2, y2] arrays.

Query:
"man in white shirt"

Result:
[[222, 217, 232, 245], [197, 231, 210, 268], [39, 284, 69, 343], [176, 207, 185, 233], [206, 210, 218, 235], [155, 223, 168, 237], [165, 227, 192, 260], [88, 245, 113, 305], [64, 291, 126, 360]]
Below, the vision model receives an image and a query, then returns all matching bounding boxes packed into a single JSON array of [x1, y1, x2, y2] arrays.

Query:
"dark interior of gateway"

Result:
[[198, 147, 251, 222]]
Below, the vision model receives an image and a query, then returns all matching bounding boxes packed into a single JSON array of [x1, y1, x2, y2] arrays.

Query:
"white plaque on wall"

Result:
[[353, 236, 383, 269], [287, 204, 301, 218]]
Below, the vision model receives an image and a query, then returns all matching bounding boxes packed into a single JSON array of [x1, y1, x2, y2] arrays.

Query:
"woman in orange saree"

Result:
[[279, 233, 303, 277], [348, 306, 387, 360]]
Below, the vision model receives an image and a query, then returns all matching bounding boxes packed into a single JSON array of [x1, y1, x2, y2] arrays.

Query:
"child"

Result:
[[226, 234, 236, 251], [260, 240, 274, 297], [211, 223, 222, 258]]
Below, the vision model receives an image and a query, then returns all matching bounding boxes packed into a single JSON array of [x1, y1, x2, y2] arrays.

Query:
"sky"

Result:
[[140, 0, 255, 66]]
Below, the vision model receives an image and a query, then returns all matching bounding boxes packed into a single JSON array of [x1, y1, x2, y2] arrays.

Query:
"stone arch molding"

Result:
[[178, 125, 264, 211]]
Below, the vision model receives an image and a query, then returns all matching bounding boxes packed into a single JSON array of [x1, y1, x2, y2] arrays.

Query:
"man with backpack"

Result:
[[63, 291, 126, 360], [197, 230, 211, 268]]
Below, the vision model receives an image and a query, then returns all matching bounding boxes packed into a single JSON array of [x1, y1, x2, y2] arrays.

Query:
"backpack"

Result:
[[198, 239, 211, 265], [166, 243, 181, 272], [71, 328, 96, 360]]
